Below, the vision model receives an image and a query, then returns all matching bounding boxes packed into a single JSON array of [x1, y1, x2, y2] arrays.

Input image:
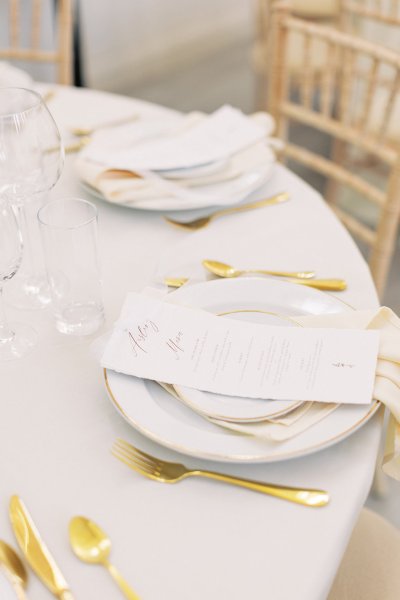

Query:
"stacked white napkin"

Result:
[[76, 105, 279, 209]]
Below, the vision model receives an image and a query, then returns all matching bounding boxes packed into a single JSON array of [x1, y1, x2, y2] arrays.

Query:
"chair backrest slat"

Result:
[[10, 0, 20, 48], [379, 69, 400, 139], [339, 47, 356, 124], [300, 33, 314, 108], [321, 41, 337, 116], [358, 57, 380, 129], [31, 0, 42, 50]]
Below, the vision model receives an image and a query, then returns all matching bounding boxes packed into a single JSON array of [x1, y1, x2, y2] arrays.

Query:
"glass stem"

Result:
[[0, 285, 14, 343], [14, 193, 47, 282], [15, 201, 36, 278]]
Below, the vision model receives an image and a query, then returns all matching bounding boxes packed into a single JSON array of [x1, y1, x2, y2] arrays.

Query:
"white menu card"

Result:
[[102, 293, 379, 404]]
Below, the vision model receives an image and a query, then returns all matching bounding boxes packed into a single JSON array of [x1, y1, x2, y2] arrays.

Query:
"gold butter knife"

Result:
[[9, 496, 75, 600]]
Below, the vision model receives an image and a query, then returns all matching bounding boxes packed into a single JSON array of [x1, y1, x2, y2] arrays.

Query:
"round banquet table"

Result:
[[0, 85, 382, 600]]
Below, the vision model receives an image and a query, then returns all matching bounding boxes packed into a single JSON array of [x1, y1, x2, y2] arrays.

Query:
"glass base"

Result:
[[0, 322, 37, 360], [55, 302, 104, 336], [6, 275, 51, 310]]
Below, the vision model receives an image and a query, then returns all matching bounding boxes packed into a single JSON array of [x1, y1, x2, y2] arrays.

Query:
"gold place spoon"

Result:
[[203, 259, 314, 280], [0, 540, 28, 599], [202, 260, 347, 291], [69, 516, 140, 600]]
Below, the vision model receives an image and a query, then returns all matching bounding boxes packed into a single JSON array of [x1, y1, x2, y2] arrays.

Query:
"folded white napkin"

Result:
[[0, 61, 33, 88], [80, 105, 274, 171], [76, 107, 278, 209]]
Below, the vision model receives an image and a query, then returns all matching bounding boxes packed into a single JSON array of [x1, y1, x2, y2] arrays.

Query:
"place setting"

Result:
[[3, 1, 400, 597]]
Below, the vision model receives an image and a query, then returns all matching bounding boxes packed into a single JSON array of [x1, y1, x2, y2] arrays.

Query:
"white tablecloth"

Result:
[[0, 86, 381, 600]]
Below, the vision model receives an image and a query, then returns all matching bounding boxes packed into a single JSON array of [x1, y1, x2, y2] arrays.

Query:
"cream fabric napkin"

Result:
[[209, 403, 338, 441], [296, 307, 400, 481]]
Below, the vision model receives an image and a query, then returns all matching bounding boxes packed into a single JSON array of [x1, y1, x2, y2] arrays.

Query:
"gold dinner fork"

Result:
[[112, 439, 329, 507], [164, 191, 289, 230]]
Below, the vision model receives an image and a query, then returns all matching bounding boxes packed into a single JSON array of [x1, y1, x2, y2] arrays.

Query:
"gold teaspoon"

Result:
[[203, 260, 347, 291], [69, 516, 140, 600], [203, 259, 314, 280], [0, 540, 28, 599]]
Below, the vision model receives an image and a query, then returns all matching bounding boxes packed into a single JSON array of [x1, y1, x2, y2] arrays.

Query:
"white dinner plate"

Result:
[[105, 278, 379, 463]]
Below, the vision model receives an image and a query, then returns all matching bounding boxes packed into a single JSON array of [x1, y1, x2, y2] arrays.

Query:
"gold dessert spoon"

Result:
[[0, 540, 28, 599], [164, 191, 289, 230], [203, 259, 314, 280], [69, 516, 140, 600], [203, 260, 347, 291]]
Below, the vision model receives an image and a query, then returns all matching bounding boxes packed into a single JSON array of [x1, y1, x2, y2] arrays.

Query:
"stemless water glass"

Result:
[[0, 197, 37, 359], [38, 198, 105, 336], [0, 87, 64, 309]]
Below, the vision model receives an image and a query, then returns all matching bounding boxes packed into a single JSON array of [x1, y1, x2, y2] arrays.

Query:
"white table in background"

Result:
[[0, 86, 381, 600]]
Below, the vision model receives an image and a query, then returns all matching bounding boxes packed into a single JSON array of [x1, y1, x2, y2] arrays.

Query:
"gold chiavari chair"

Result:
[[0, 0, 73, 84], [268, 1, 400, 297]]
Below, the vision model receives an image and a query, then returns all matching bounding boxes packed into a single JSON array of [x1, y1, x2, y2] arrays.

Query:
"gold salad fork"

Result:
[[164, 191, 289, 230], [112, 439, 329, 507]]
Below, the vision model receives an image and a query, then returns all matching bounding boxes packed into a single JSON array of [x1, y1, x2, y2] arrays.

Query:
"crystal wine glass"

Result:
[[0, 87, 64, 309], [0, 197, 37, 359]]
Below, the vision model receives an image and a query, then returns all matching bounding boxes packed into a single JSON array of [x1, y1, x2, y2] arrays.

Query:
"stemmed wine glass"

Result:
[[0, 197, 36, 359], [0, 87, 64, 309]]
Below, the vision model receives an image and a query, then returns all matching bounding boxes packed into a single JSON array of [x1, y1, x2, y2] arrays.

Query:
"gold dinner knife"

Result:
[[9, 496, 75, 600]]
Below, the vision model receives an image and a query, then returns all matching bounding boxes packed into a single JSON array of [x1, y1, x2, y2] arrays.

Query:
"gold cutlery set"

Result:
[[0, 496, 140, 599]]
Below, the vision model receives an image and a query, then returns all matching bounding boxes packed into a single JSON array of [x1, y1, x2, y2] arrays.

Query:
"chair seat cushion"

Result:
[[328, 508, 400, 600]]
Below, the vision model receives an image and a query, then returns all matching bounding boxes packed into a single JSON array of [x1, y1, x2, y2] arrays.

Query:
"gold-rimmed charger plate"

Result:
[[104, 278, 380, 463]]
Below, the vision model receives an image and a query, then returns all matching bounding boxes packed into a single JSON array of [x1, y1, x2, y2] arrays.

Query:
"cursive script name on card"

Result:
[[128, 320, 159, 357], [166, 331, 184, 360]]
